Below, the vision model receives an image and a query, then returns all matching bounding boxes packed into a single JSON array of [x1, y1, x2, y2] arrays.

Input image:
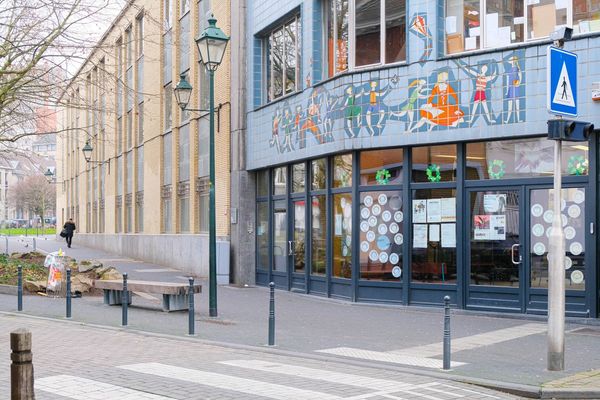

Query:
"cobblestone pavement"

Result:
[[0, 314, 520, 400]]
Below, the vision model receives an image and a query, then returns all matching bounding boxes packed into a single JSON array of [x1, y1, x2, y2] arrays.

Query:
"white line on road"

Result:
[[316, 347, 467, 368], [36, 375, 174, 399], [390, 323, 546, 357], [118, 362, 344, 400]]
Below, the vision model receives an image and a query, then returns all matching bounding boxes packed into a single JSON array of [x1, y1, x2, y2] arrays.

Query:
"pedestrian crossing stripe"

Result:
[[36, 375, 174, 399], [552, 61, 575, 107]]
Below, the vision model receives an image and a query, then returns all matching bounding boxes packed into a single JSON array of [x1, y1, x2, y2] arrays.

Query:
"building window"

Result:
[[256, 201, 269, 270], [198, 0, 211, 110], [162, 133, 172, 233], [360, 148, 403, 186], [412, 145, 457, 183], [164, 83, 172, 131], [444, 0, 597, 55], [326, 0, 406, 76], [179, 7, 190, 73], [265, 15, 301, 102], [273, 166, 287, 196], [333, 153, 352, 188]]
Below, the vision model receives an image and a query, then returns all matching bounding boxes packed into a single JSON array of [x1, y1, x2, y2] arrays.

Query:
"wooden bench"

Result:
[[93, 279, 202, 312]]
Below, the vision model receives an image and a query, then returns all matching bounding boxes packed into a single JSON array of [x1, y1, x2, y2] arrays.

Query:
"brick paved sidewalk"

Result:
[[0, 313, 519, 400]]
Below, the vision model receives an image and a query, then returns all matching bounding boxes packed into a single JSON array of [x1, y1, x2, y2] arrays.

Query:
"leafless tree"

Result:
[[8, 175, 56, 228]]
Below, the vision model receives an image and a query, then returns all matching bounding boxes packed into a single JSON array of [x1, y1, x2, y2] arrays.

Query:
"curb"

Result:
[[541, 388, 600, 399], [0, 311, 542, 398], [0, 284, 17, 295]]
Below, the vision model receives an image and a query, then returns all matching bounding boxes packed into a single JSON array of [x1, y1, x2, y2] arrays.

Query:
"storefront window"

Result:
[[312, 158, 327, 190], [333, 153, 353, 188], [360, 148, 403, 186], [527, 0, 569, 40], [292, 163, 305, 193], [530, 188, 585, 290], [466, 139, 589, 180], [333, 193, 352, 279], [312, 195, 327, 275], [411, 189, 457, 283], [257, 170, 269, 197], [327, 0, 349, 77], [273, 166, 287, 196], [385, 0, 407, 64], [355, 0, 381, 66], [574, 0, 600, 34], [445, 0, 481, 53], [257, 202, 269, 270], [273, 200, 287, 272], [360, 191, 403, 281], [412, 145, 456, 183]]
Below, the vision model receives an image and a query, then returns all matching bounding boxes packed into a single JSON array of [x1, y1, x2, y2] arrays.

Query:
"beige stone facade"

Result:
[[56, 0, 232, 278]]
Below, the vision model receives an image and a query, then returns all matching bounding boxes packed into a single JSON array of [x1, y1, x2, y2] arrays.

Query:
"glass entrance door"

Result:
[[290, 199, 307, 291], [466, 189, 523, 311], [272, 199, 288, 288]]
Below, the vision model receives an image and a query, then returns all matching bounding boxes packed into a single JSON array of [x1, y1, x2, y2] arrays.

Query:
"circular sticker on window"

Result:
[[360, 221, 369, 233], [372, 204, 382, 216], [389, 223, 399, 234], [389, 195, 402, 210], [382, 210, 392, 222], [568, 204, 581, 219], [532, 224, 544, 237], [369, 250, 378, 261], [379, 252, 389, 263], [533, 242, 546, 256], [389, 253, 399, 265], [368, 216, 377, 227], [573, 190, 585, 204], [378, 194, 388, 205], [564, 256, 572, 270], [543, 210, 554, 224], [376, 235, 391, 251], [564, 226, 576, 240], [570, 242, 583, 256], [392, 266, 402, 278], [561, 199, 567, 211], [531, 204, 544, 218], [394, 211, 403, 223], [562, 214, 568, 227], [360, 208, 370, 219], [570, 270, 584, 284], [364, 195, 373, 207], [360, 241, 370, 252], [394, 233, 403, 245], [546, 227, 554, 238], [378, 224, 388, 235], [366, 231, 376, 242]]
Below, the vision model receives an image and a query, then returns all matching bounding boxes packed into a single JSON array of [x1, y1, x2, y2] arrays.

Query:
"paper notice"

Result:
[[412, 199, 427, 223], [490, 215, 506, 240], [441, 223, 456, 248], [514, 16, 525, 25], [465, 37, 477, 50], [427, 199, 442, 223], [441, 198, 456, 222], [445, 16, 457, 34], [430, 224, 440, 242], [469, 27, 481, 37], [485, 13, 499, 47], [473, 215, 491, 240], [413, 224, 428, 248], [484, 194, 507, 213], [556, 0, 569, 10], [499, 26, 511, 45]]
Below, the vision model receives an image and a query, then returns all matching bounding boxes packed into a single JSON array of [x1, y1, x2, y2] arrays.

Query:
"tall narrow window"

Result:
[[266, 16, 301, 102], [355, 0, 381, 66], [327, 0, 349, 77]]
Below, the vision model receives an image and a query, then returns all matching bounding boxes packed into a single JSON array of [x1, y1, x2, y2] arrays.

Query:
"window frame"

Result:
[[264, 14, 301, 103]]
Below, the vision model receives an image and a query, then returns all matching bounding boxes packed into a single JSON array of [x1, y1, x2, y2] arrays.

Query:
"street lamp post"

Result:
[[174, 14, 229, 318]]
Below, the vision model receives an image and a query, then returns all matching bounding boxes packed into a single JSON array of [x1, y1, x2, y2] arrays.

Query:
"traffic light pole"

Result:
[[548, 138, 565, 371]]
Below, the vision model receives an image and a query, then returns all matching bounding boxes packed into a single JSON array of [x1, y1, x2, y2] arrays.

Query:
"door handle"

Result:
[[511, 244, 522, 265], [288, 240, 294, 256]]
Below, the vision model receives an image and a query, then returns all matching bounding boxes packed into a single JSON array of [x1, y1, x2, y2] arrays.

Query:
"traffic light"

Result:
[[547, 119, 594, 142]]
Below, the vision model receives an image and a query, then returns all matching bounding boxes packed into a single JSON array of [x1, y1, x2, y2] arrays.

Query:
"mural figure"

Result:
[[505, 55, 522, 123], [301, 90, 325, 144], [391, 79, 428, 131], [269, 107, 282, 153], [456, 61, 499, 124], [366, 81, 390, 136], [294, 105, 305, 149], [409, 14, 433, 63], [323, 91, 341, 140], [343, 86, 363, 138], [280, 106, 294, 152], [413, 72, 464, 131]]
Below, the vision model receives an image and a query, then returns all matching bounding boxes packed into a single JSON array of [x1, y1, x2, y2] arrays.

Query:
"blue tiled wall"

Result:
[[246, 0, 600, 170]]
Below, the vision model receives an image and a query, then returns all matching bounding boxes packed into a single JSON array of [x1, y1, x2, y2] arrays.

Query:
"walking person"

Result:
[[62, 218, 76, 248]]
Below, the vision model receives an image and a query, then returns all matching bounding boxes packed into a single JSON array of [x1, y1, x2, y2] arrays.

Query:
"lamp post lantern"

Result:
[[82, 140, 93, 163], [44, 168, 54, 184], [175, 13, 229, 318]]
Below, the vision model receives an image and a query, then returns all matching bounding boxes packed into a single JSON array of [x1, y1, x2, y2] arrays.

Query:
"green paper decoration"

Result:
[[567, 155, 588, 176], [426, 164, 441, 182], [488, 159, 506, 179], [375, 169, 391, 184]]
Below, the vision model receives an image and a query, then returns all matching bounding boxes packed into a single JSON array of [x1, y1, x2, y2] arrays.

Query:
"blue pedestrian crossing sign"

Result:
[[547, 46, 578, 116]]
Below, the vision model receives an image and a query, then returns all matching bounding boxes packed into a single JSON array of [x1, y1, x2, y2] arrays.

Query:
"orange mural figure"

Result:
[[301, 91, 324, 144], [414, 72, 464, 131]]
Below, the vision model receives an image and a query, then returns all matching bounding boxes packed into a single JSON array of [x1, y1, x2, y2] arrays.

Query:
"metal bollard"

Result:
[[443, 295, 451, 370], [32, 238, 36, 252], [17, 265, 23, 312], [66, 268, 72, 319], [11, 328, 34, 399], [268, 282, 275, 346], [188, 277, 195, 336], [122, 273, 128, 326]]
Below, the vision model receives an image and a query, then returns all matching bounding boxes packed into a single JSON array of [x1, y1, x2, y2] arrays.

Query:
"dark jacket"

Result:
[[63, 222, 76, 235]]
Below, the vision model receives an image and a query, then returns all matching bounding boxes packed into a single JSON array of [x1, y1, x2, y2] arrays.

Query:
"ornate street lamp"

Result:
[[81, 140, 109, 171], [174, 13, 229, 318], [44, 168, 55, 184]]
